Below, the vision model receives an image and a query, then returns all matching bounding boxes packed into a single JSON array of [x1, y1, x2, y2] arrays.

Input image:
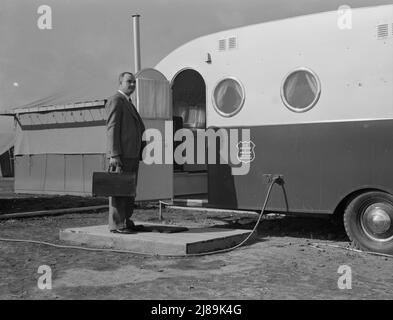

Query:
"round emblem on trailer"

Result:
[[236, 140, 255, 164]]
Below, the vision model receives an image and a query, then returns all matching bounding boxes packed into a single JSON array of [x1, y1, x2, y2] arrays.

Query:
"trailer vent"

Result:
[[228, 37, 237, 49], [377, 24, 389, 39], [219, 39, 226, 51]]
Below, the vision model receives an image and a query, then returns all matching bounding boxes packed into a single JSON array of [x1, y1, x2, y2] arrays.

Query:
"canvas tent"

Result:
[[0, 71, 174, 200]]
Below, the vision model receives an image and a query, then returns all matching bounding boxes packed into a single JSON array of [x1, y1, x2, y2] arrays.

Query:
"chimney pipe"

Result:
[[132, 14, 141, 73]]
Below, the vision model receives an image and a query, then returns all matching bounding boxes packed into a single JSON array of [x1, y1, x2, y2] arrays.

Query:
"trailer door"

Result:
[[134, 68, 173, 201]]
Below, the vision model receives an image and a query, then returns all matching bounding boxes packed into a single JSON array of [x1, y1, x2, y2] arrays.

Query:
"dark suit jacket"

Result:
[[105, 91, 146, 159]]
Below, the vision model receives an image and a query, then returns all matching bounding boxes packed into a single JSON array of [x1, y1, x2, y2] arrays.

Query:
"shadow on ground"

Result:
[[174, 214, 348, 242]]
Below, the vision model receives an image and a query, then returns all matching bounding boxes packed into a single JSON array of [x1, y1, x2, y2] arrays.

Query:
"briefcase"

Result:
[[92, 171, 136, 197]]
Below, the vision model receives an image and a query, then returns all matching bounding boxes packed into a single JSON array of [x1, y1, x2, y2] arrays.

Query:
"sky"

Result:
[[0, 0, 392, 122]]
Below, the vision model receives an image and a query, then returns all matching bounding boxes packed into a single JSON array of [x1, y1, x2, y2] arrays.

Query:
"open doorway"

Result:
[[172, 69, 208, 196]]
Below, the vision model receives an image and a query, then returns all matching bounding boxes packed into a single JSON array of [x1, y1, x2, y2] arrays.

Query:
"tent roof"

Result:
[[2, 100, 106, 115], [1, 68, 163, 115], [1, 74, 117, 115]]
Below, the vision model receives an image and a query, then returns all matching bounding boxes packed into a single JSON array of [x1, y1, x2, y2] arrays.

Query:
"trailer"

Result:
[[145, 4, 393, 253]]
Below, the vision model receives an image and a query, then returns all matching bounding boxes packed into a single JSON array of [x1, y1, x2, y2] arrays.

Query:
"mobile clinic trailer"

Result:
[[149, 4, 393, 254], [2, 4, 393, 254]]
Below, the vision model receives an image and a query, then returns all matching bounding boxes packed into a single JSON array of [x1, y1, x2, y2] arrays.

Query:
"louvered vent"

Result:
[[377, 24, 389, 39], [228, 37, 237, 49], [219, 39, 226, 51]]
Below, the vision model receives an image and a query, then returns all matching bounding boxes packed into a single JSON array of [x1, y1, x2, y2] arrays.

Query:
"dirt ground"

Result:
[[0, 178, 107, 214], [0, 199, 392, 300]]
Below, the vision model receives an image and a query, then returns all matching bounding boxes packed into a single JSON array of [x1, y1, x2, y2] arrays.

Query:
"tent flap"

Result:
[[14, 108, 107, 155], [0, 132, 15, 155], [14, 125, 106, 155]]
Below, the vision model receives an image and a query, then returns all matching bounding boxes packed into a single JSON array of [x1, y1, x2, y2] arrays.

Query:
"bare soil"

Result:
[[0, 200, 392, 300], [0, 178, 107, 214]]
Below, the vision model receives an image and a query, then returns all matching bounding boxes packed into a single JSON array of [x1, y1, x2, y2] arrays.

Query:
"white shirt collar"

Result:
[[117, 90, 130, 101]]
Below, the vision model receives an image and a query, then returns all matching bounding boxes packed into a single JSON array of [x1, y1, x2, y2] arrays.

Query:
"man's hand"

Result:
[[109, 156, 123, 173]]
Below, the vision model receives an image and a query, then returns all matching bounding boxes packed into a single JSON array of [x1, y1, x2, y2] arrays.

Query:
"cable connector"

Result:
[[262, 174, 284, 185], [272, 174, 284, 186]]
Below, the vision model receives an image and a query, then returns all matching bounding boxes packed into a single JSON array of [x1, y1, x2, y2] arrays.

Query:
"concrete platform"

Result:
[[59, 222, 255, 255]]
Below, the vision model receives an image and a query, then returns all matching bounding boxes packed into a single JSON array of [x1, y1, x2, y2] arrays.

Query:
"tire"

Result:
[[344, 191, 393, 254]]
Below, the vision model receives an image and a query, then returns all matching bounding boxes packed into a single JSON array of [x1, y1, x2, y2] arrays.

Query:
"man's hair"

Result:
[[118, 72, 134, 84]]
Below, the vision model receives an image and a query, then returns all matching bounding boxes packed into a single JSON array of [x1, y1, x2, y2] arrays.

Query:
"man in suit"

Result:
[[106, 72, 145, 233]]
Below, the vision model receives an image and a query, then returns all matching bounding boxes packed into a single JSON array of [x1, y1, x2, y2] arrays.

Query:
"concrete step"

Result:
[[59, 222, 255, 255]]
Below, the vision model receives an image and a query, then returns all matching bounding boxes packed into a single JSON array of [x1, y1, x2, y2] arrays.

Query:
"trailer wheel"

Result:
[[344, 191, 393, 254]]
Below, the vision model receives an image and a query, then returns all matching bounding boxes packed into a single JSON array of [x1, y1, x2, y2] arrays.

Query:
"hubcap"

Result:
[[361, 203, 393, 242]]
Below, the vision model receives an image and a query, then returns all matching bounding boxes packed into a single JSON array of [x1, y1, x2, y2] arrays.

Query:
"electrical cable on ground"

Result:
[[0, 177, 280, 258], [0, 205, 108, 220], [309, 242, 393, 259]]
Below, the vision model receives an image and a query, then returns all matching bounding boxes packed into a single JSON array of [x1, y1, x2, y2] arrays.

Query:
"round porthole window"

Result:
[[281, 68, 321, 112], [212, 77, 245, 117]]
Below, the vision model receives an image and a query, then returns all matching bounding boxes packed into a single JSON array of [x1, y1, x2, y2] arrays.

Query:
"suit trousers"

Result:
[[108, 157, 140, 230]]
